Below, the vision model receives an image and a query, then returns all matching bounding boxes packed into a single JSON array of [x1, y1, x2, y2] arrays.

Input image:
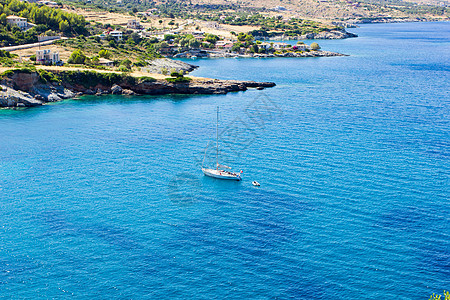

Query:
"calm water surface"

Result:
[[0, 22, 449, 298]]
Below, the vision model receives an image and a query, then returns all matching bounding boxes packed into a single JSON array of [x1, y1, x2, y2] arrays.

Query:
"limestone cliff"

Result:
[[0, 70, 275, 108]]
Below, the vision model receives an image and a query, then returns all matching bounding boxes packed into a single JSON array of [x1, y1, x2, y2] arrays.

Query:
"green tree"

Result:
[[120, 58, 132, 69], [237, 32, 254, 42], [204, 33, 219, 45], [249, 44, 258, 53], [98, 49, 110, 59], [58, 19, 69, 33], [0, 13, 7, 25], [164, 34, 176, 41], [188, 38, 200, 48], [67, 49, 87, 64], [170, 71, 183, 77], [91, 56, 99, 65]]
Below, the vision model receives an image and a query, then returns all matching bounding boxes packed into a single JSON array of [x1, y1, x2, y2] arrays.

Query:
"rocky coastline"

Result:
[[254, 29, 358, 41], [175, 49, 347, 59], [0, 70, 275, 108], [141, 58, 199, 74]]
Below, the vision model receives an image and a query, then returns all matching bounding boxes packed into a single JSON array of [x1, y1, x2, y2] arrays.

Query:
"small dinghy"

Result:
[[252, 181, 260, 186]]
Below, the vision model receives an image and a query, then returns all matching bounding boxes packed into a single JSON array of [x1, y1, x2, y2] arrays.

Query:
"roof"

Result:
[[98, 58, 113, 64], [110, 30, 122, 34], [7, 15, 27, 20]]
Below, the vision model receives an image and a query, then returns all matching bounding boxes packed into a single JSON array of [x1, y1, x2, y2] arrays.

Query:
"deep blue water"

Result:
[[0, 22, 449, 298]]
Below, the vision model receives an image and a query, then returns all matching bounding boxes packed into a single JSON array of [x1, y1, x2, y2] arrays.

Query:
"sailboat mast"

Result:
[[216, 106, 219, 170]]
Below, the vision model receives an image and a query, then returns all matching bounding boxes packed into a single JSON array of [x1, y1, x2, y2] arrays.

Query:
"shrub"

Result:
[[120, 59, 132, 69], [0, 50, 12, 58], [138, 76, 156, 83], [68, 50, 87, 64], [118, 65, 130, 73], [170, 71, 183, 77], [166, 76, 191, 83], [310, 42, 320, 50], [1, 70, 14, 77], [98, 49, 110, 59], [37, 69, 61, 83]]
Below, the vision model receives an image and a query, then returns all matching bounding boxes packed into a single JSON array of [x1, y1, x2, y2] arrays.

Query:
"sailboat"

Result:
[[202, 107, 243, 181]]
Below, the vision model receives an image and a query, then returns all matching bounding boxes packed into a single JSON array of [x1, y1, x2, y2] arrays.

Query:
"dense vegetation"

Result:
[[0, 0, 87, 46], [166, 71, 191, 83], [57, 32, 161, 71], [56, 70, 137, 87]]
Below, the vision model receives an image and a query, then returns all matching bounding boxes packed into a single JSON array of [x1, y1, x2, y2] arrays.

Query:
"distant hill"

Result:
[[65, 0, 449, 23]]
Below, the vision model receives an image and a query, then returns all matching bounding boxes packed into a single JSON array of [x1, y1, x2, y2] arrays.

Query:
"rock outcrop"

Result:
[[141, 58, 199, 74], [299, 29, 358, 40], [256, 29, 357, 41], [119, 79, 275, 95], [10, 72, 40, 90], [0, 70, 276, 108]]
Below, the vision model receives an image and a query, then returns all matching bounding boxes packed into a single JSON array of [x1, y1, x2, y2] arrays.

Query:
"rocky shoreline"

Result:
[[141, 58, 199, 74], [254, 29, 358, 41], [175, 49, 347, 59], [0, 70, 276, 108]]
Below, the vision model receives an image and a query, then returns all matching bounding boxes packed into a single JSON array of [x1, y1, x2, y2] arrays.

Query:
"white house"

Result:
[[216, 40, 233, 50], [127, 19, 141, 29], [6, 16, 28, 30], [37, 0, 58, 6], [294, 43, 308, 51], [216, 40, 233, 47], [36, 49, 60, 65], [109, 30, 122, 41], [259, 42, 272, 50], [273, 42, 290, 50]]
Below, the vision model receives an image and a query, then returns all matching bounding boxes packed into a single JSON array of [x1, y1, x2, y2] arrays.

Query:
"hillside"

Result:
[[0, 0, 87, 46], [61, 0, 449, 24]]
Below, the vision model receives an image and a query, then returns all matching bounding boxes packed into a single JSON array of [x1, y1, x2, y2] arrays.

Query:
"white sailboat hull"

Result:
[[202, 168, 242, 181]]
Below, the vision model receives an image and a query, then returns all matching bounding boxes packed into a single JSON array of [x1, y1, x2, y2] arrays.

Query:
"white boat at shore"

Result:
[[202, 107, 242, 181]]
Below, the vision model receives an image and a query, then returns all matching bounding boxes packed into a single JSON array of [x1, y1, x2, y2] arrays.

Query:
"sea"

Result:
[[0, 22, 449, 299]]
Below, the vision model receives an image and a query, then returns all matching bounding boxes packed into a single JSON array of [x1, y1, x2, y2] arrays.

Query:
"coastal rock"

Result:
[[10, 72, 40, 91], [59, 89, 75, 99], [125, 79, 275, 95], [122, 89, 135, 95], [95, 88, 109, 96], [32, 84, 75, 102], [34, 94, 45, 101], [111, 84, 123, 95], [47, 93, 62, 102], [0, 85, 42, 107], [0, 70, 276, 107], [299, 29, 358, 40], [142, 58, 199, 74]]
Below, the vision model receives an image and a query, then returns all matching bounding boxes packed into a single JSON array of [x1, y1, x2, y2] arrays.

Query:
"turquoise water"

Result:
[[1, 22, 449, 298]]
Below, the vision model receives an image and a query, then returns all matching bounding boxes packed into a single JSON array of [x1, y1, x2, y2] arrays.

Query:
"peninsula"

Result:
[[0, 67, 275, 107]]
